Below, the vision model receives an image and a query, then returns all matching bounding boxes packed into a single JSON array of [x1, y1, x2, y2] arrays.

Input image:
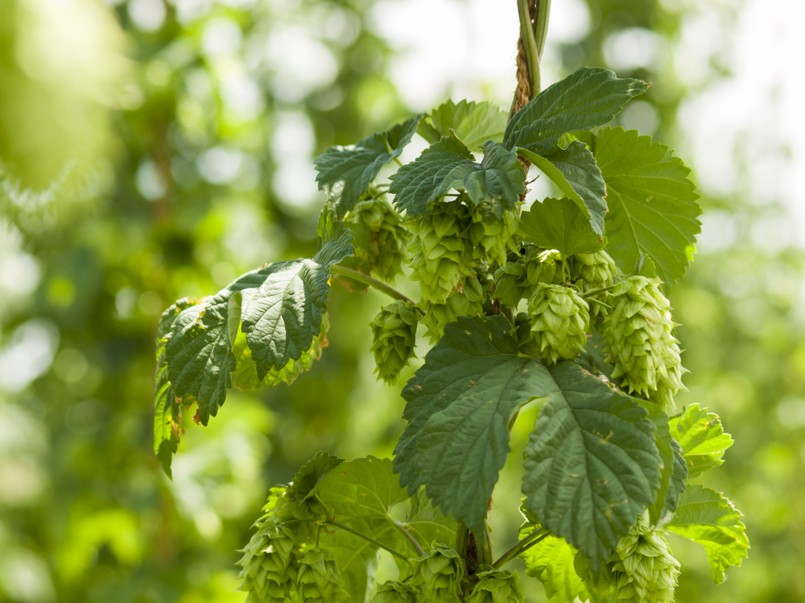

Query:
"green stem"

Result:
[[492, 528, 549, 569], [534, 0, 552, 62], [517, 0, 540, 95], [393, 519, 425, 556], [331, 264, 420, 308], [325, 519, 411, 563]]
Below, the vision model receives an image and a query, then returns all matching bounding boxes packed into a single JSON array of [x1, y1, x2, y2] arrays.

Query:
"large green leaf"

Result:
[[669, 404, 734, 478], [314, 115, 422, 215], [595, 127, 701, 283], [667, 485, 749, 583], [522, 361, 661, 570], [520, 533, 590, 603], [419, 99, 508, 151], [518, 197, 603, 256], [504, 67, 648, 154], [390, 136, 525, 215], [393, 315, 553, 534]]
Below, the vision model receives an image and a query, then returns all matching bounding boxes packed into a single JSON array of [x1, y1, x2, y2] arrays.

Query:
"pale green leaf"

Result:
[[314, 115, 423, 215], [518, 197, 603, 256], [522, 361, 661, 570], [667, 485, 749, 583], [669, 403, 734, 478], [504, 67, 648, 154], [419, 99, 508, 150], [520, 533, 590, 603], [595, 127, 701, 283], [393, 315, 553, 534]]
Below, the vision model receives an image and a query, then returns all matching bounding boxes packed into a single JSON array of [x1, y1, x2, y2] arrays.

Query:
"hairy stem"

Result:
[[392, 519, 426, 557], [331, 264, 420, 308], [325, 519, 411, 562], [492, 528, 549, 569]]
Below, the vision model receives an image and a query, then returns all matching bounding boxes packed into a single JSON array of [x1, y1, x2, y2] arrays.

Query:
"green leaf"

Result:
[[419, 99, 508, 150], [520, 533, 590, 603], [595, 127, 701, 283], [390, 136, 525, 215], [667, 485, 749, 583], [504, 67, 648, 154], [518, 198, 603, 256], [669, 404, 734, 478], [393, 315, 552, 534], [288, 451, 343, 502], [522, 361, 661, 570], [518, 145, 607, 236], [314, 115, 423, 216]]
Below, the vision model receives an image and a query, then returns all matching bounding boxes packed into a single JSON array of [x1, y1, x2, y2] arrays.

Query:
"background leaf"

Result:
[[520, 533, 590, 603], [504, 67, 648, 154], [393, 315, 552, 534], [521, 361, 661, 570], [667, 485, 749, 583], [518, 197, 603, 256], [419, 99, 508, 150], [314, 115, 422, 215], [595, 127, 701, 283]]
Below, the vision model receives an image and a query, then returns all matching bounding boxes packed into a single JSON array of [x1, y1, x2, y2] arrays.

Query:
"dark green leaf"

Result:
[[518, 198, 603, 256], [288, 451, 343, 502], [667, 485, 749, 583], [595, 127, 701, 283], [314, 115, 423, 215], [419, 99, 508, 150], [520, 533, 590, 603], [504, 67, 648, 154], [522, 361, 661, 570], [669, 404, 733, 478], [544, 142, 607, 236], [394, 315, 552, 534]]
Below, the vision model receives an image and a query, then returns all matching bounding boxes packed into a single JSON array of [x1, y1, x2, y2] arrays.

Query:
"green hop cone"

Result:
[[526, 284, 590, 364], [570, 250, 616, 290], [494, 259, 528, 308], [237, 525, 297, 603], [371, 581, 420, 603], [370, 301, 419, 382], [466, 568, 525, 603], [602, 515, 681, 603], [421, 273, 487, 342], [346, 197, 410, 281], [408, 200, 474, 303], [294, 547, 348, 602], [523, 248, 561, 288], [409, 545, 464, 603], [603, 276, 685, 410], [467, 204, 519, 265]]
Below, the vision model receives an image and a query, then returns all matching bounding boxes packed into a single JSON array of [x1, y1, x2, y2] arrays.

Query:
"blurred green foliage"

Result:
[[1, 0, 802, 602]]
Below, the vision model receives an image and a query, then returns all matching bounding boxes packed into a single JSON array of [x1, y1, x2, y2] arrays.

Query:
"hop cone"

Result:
[[603, 276, 684, 410], [421, 273, 486, 342], [467, 204, 519, 265], [238, 525, 297, 603], [466, 568, 525, 603], [526, 284, 590, 364], [370, 301, 418, 382], [408, 201, 474, 303], [603, 516, 681, 603], [570, 250, 616, 326], [294, 547, 348, 602], [494, 260, 528, 308], [523, 248, 561, 287], [371, 581, 420, 603], [346, 197, 410, 281], [409, 545, 464, 603]]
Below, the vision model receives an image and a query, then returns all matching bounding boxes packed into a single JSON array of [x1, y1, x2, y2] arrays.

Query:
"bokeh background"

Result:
[[1, 0, 803, 601]]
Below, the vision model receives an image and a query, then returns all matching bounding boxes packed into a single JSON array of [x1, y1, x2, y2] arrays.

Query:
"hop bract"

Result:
[[371, 581, 419, 603], [237, 525, 297, 603], [467, 204, 519, 265], [466, 568, 525, 603], [409, 545, 464, 602], [421, 273, 486, 342], [346, 197, 410, 281], [295, 547, 348, 602], [526, 284, 590, 364], [603, 276, 684, 410], [370, 301, 418, 382]]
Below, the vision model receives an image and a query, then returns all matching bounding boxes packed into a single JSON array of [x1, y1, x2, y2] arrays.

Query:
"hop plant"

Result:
[[467, 204, 519, 265], [294, 547, 348, 602], [346, 197, 410, 281], [603, 276, 684, 410], [370, 301, 419, 382], [371, 581, 420, 603], [494, 258, 528, 308], [570, 250, 616, 290], [526, 284, 590, 364], [408, 200, 474, 303], [523, 248, 562, 287], [466, 568, 525, 603], [421, 273, 487, 342], [409, 545, 464, 602], [238, 525, 298, 603]]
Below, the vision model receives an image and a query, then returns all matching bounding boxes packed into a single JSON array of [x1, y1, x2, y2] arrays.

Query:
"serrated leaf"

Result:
[[314, 115, 423, 215], [419, 99, 508, 150], [595, 127, 701, 283], [289, 451, 343, 502], [522, 361, 661, 570], [669, 404, 733, 478], [518, 198, 603, 256], [390, 136, 525, 215], [667, 485, 749, 583], [393, 315, 553, 534], [519, 533, 590, 603], [504, 67, 648, 154]]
